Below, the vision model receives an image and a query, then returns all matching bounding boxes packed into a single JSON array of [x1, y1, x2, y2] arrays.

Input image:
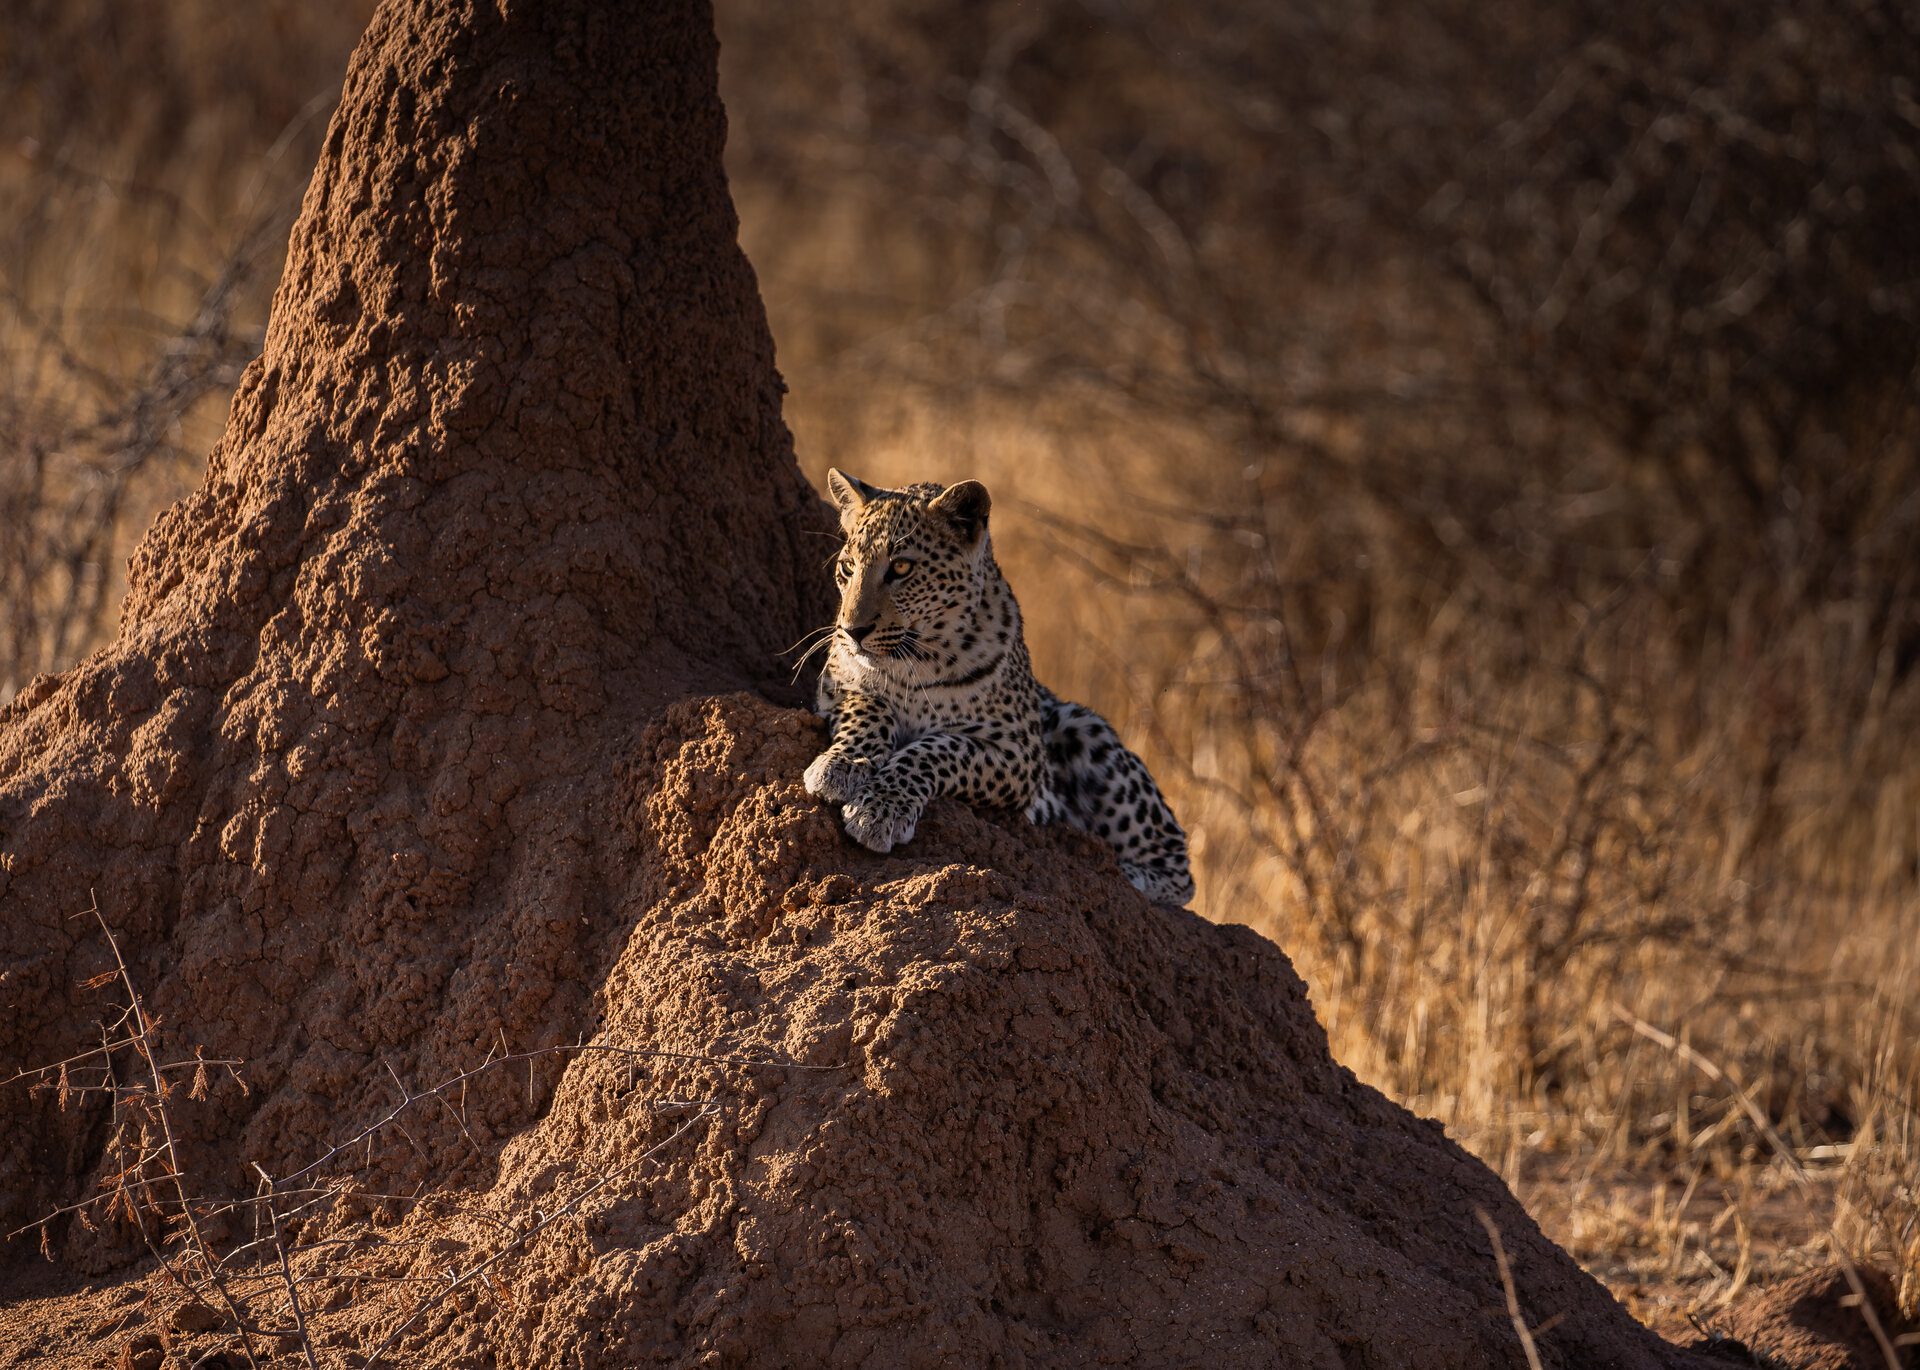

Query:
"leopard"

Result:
[[801, 469, 1195, 905]]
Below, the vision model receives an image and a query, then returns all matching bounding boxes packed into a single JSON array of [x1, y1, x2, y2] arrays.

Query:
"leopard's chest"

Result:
[[888, 681, 1008, 744], [860, 654, 1029, 747]]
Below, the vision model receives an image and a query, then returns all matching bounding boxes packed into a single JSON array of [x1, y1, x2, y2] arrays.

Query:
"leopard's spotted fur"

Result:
[[802, 471, 1195, 905]]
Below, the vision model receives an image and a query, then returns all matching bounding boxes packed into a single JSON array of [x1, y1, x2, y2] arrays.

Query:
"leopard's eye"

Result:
[[834, 555, 854, 580], [887, 558, 916, 580]]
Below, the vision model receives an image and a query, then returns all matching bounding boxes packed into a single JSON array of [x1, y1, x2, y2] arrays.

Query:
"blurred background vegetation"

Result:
[[2, 0, 1914, 1332]]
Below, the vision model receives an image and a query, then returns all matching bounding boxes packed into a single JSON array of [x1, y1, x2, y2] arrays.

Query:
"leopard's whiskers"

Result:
[[777, 622, 839, 659], [787, 628, 840, 684]]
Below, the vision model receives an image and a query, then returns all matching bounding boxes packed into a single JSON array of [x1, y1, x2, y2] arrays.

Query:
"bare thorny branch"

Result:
[[1476, 1207, 1548, 1370], [0, 95, 334, 702], [9, 901, 844, 1367]]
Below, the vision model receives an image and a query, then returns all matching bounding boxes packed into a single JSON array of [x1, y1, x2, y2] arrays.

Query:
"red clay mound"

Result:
[[0, 0, 1746, 1366]]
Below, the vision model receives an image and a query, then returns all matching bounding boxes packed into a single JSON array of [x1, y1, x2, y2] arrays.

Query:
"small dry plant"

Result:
[[4, 900, 821, 1367]]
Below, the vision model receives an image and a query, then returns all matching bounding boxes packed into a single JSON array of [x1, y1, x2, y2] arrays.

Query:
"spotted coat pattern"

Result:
[[802, 471, 1195, 905]]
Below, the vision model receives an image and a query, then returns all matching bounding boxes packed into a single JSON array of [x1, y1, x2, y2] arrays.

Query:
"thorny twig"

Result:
[[250, 1163, 320, 1370], [274, 1039, 843, 1194], [81, 896, 265, 1364], [361, 1099, 720, 1367], [1475, 1207, 1547, 1370], [9, 903, 840, 1367]]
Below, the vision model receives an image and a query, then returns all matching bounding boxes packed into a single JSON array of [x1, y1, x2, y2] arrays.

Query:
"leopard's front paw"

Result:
[[841, 785, 922, 854], [805, 749, 874, 804]]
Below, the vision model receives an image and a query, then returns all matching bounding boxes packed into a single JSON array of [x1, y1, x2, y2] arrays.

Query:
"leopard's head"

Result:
[[824, 469, 993, 669]]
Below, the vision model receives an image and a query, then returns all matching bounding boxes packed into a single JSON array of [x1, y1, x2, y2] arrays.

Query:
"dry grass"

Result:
[[1, 0, 1914, 1337]]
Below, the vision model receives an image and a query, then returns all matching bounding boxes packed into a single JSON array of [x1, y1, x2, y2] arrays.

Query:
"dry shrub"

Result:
[[0, 0, 370, 697]]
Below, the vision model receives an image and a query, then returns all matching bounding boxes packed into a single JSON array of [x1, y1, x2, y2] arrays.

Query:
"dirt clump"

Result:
[[1715, 1266, 1914, 1370]]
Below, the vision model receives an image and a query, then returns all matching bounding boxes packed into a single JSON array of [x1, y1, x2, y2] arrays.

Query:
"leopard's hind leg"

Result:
[[1040, 691, 1195, 905]]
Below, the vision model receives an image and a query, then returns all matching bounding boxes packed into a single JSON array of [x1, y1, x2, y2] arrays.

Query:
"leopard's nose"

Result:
[[845, 622, 876, 645]]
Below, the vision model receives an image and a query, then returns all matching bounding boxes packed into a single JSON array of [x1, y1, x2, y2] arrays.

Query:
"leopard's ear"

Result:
[[930, 479, 990, 544], [826, 468, 876, 527]]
